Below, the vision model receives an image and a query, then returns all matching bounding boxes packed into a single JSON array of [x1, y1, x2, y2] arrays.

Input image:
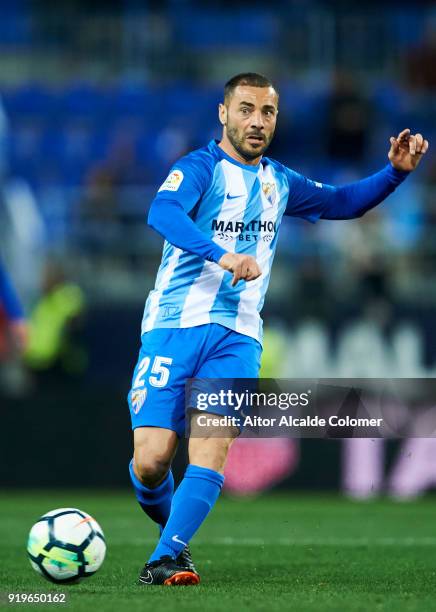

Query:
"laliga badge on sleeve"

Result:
[[158, 169, 184, 192]]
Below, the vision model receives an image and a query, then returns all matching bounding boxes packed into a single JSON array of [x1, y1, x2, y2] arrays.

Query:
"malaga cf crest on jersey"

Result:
[[262, 182, 276, 206], [131, 388, 147, 414]]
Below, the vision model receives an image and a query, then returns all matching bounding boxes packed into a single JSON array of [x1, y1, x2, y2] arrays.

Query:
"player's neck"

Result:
[[217, 138, 261, 167]]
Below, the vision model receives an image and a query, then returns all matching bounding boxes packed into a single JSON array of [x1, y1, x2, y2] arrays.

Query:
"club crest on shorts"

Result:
[[262, 182, 276, 206], [131, 388, 147, 414]]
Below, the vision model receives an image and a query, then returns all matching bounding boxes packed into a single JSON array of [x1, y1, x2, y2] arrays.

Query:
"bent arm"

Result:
[[148, 198, 226, 263]]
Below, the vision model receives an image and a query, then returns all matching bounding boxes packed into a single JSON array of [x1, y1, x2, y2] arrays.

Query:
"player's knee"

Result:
[[133, 427, 178, 487], [133, 451, 171, 487]]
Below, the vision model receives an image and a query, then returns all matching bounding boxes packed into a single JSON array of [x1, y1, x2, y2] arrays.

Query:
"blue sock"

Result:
[[129, 459, 174, 530], [149, 464, 224, 562]]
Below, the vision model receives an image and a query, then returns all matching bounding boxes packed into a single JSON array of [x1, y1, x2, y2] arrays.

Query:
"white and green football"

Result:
[[27, 508, 106, 583]]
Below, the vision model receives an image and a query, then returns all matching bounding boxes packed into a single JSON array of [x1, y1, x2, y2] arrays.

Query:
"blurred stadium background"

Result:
[[1, 0, 436, 499]]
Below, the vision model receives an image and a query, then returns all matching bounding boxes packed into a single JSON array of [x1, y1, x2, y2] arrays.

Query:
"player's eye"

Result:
[[240, 108, 251, 115]]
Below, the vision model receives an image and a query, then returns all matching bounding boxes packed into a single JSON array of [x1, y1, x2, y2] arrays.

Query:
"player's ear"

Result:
[[218, 103, 227, 126]]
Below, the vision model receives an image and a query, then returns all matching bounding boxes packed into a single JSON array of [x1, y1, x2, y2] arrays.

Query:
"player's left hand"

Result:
[[388, 129, 429, 172]]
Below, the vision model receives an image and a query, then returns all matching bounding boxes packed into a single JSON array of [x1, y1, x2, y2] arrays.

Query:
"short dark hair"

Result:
[[224, 72, 278, 103]]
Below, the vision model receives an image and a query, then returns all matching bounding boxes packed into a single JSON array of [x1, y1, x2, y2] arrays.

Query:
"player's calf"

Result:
[[189, 415, 238, 473]]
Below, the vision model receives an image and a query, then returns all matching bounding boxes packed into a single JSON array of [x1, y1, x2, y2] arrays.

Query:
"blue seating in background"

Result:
[[1, 81, 433, 190], [173, 11, 278, 49]]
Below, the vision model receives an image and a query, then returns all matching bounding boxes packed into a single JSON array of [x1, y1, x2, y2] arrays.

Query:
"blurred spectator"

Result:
[[325, 71, 370, 164], [80, 165, 118, 224], [75, 164, 119, 252], [260, 322, 288, 377], [406, 19, 436, 91], [25, 262, 87, 383], [294, 255, 332, 321], [106, 126, 154, 187], [332, 209, 392, 302]]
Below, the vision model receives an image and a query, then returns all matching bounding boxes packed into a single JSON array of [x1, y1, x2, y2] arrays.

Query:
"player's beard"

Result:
[[226, 124, 274, 162]]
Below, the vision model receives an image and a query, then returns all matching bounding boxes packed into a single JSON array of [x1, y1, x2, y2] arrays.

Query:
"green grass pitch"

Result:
[[1, 491, 436, 611]]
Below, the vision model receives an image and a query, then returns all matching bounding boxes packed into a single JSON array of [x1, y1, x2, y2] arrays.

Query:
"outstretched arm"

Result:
[[285, 129, 429, 222]]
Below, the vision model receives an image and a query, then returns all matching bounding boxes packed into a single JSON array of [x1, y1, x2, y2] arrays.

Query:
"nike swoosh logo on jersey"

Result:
[[139, 570, 153, 584], [172, 534, 188, 547], [226, 193, 244, 200]]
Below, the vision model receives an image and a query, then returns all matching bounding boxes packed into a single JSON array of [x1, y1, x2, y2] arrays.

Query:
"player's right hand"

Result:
[[218, 253, 262, 286]]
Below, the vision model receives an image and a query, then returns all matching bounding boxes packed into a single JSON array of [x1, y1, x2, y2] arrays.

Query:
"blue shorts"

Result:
[[127, 323, 262, 437]]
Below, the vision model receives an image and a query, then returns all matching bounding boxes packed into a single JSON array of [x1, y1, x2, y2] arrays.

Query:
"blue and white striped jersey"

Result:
[[142, 139, 406, 343]]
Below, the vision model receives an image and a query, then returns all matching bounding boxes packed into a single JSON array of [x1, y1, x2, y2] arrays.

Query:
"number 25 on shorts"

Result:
[[133, 355, 173, 389]]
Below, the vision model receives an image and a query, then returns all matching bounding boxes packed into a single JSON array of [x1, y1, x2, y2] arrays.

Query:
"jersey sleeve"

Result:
[[148, 152, 227, 263], [153, 151, 212, 213], [284, 164, 409, 222], [0, 260, 25, 320]]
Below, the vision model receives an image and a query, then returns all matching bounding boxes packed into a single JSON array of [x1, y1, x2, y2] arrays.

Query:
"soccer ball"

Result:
[[27, 508, 106, 583]]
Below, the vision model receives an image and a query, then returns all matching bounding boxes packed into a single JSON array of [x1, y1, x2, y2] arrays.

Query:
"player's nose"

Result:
[[250, 111, 265, 129]]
